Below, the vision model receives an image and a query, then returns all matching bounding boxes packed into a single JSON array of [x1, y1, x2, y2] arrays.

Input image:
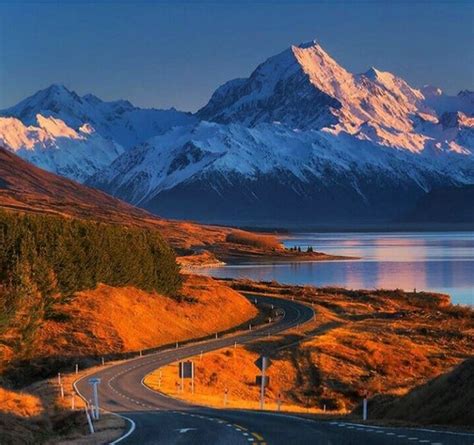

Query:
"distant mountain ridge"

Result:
[[1, 41, 473, 225], [1, 84, 196, 148]]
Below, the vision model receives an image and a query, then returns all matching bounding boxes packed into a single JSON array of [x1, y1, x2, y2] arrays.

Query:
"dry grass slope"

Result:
[[369, 358, 474, 426], [225, 230, 282, 250]]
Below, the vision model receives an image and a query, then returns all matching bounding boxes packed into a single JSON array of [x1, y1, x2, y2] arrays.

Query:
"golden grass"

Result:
[[0, 363, 126, 444], [0, 387, 43, 418], [8, 274, 257, 362], [225, 230, 282, 250], [144, 346, 325, 414]]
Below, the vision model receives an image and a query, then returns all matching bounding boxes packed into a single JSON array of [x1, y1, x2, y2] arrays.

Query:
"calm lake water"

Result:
[[201, 232, 474, 306]]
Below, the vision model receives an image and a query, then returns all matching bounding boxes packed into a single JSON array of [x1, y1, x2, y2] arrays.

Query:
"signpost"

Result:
[[254, 356, 272, 409], [255, 375, 270, 386], [88, 378, 101, 420], [179, 361, 195, 394]]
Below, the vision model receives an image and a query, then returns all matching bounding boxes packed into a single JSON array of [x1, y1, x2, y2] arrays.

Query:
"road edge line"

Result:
[[73, 370, 136, 444]]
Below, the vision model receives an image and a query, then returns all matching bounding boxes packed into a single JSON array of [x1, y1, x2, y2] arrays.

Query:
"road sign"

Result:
[[254, 356, 272, 371], [179, 361, 194, 378], [256, 375, 270, 386], [88, 378, 101, 419]]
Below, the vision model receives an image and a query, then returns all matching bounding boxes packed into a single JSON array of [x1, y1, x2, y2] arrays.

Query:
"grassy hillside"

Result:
[[0, 147, 233, 252], [368, 358, 474, 426]]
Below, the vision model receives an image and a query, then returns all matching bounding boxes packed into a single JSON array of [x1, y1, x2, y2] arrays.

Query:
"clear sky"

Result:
[[0, 0, 472, 112]]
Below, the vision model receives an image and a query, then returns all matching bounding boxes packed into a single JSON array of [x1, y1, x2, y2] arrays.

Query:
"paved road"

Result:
[[75, 295, 474, 445]]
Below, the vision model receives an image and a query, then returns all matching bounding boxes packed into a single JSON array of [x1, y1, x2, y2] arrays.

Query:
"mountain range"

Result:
[[1, 41, 472, 225]]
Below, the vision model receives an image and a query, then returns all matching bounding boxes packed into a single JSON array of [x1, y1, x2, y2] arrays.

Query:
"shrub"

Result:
[[225, 230, 281, 250]]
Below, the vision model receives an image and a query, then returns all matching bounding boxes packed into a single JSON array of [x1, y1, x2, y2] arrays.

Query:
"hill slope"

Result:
[[369, 358, 474, 426], [0, 146, 230, 250], [404, 185, 474, 223]]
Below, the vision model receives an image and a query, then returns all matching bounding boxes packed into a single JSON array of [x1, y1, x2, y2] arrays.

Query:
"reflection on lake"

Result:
[[201, 232, 474, 306]]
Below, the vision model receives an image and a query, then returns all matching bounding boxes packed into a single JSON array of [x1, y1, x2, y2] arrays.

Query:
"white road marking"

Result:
[[175, 428, 197, 434]]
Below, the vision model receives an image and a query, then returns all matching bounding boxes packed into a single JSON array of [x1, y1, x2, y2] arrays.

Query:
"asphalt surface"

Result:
[[75, 295, 474, 445]]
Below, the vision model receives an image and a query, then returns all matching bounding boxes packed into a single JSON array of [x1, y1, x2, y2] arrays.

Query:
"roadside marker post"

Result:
[[254, 356, 271, 410], [215, 333, 218, 339], [234, 341, 237, 349], [200, 351, 203, 360], [60, 384, 64, 399], [139, 350, 142, 357], [176, 342, 179, 349], [363, 397, 368, 421], [249, 324, 252, 331], [85, 407, 95, 434], [75, 364, 78, 375], [101, 357, 105, 366], [88, 378, 101, 420]]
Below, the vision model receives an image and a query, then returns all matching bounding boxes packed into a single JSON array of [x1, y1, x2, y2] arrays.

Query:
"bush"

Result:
[[225, 230, 281, 250]]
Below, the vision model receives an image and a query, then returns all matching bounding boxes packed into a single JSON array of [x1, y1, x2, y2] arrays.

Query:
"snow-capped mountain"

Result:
[[89, 120, 473, 224], [198, 41, 472, 154], [1, 84, 197, 148], [2, 41, 473, 225], [0, 115, 123, 181], [88, 41, 473, 224]]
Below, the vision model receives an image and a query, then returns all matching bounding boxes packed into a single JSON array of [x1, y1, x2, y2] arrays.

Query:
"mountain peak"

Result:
[[295, 39, 320, 49], [364, 66, 383, 78], [36, 83, 81, 103]]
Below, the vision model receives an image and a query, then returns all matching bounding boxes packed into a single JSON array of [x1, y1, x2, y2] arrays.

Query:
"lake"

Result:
[[201, 232, 474, 306]]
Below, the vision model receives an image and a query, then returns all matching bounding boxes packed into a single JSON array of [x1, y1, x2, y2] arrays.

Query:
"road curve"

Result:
[[75, 295, 474, 445]]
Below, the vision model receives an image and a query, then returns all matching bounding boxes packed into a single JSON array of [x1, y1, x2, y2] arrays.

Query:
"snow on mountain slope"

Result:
[[198, 41, 473, 154], [87, 40, 473, 224], [89, 121, 474, 224], [0, 115, 123, 182], [1, 84, 197, 149]]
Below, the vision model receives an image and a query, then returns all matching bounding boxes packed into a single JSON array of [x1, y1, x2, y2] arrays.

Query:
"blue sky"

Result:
[[0, 0, 472, 112]]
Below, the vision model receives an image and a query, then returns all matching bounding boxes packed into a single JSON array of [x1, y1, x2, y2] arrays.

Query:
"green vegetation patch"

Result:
[[0, 210, 181, 355]]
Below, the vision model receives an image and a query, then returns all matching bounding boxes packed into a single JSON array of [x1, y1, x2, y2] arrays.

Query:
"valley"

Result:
[[0, 11, 472, 444]]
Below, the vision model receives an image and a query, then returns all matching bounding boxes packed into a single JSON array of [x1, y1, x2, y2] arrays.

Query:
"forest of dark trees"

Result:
[[0, 210, 182, 352]]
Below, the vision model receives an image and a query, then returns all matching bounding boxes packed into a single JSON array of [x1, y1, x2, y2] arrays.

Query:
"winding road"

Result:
[[75, 295, 474, 445]]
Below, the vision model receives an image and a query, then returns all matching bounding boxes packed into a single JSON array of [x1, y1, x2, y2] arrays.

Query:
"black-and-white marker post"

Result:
[[362, 391, 368, 421]]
